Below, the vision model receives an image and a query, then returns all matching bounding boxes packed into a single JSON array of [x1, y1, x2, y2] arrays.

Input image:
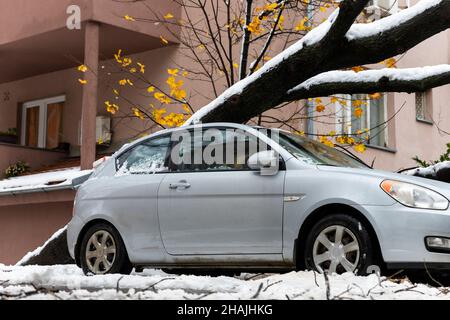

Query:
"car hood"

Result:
[[317, 165, 450, 198]]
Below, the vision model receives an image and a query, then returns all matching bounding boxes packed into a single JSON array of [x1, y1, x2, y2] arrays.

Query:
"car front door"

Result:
[[157, 127, 285, 255]]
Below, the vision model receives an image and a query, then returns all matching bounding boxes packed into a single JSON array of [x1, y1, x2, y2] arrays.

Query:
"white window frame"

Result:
[[335, 93, 389, 147], [369, 0, 398, 13], [21, 95, 66, 149]]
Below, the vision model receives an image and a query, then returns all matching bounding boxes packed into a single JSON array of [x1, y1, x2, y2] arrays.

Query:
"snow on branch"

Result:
[[285, 65, 450, 100], [185, 0, 450, 125], [404, 161, 450, 183], [346, 0, 443, 40], [336, 0, 450, 68]]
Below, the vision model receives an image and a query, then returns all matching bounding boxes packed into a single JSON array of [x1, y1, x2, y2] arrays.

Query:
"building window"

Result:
[[335, 93, 388, 148], [416, 91, 432, 122], [21, 95, 65, 149]]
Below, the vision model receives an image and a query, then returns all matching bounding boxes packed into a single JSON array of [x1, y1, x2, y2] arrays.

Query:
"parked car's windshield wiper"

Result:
[[334, 145, 372, 169]]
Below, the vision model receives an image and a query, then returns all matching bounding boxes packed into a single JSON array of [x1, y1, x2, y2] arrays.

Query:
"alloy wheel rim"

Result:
[[85, 230, 116, 274], [312, 225, 360, 274]]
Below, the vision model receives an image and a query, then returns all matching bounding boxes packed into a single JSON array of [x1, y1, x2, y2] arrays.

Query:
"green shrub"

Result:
[[5, 161, 30, 178], [413, 143, 450, 167]]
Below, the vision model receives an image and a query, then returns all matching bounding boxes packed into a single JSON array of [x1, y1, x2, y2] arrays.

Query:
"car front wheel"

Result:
[[304, 214, 374, 275], [80, 223, 132, 275]]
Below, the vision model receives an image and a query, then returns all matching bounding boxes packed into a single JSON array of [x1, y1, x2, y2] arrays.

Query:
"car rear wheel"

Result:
[[80, 223, 132, 275], [304, 214, 374, 275]]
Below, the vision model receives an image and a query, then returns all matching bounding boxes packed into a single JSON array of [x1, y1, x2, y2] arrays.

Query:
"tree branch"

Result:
[[284, 65, 450, 100], [239, 0, 253, 80], [186, 0, 450, 124]]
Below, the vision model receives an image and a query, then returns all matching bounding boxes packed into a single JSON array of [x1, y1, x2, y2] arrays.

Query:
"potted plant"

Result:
[[0, 128, 18, 144]]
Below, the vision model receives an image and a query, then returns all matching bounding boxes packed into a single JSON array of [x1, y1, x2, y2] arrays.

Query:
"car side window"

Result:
[[169, 128, 267, 172], [116, 135, 170, 175]]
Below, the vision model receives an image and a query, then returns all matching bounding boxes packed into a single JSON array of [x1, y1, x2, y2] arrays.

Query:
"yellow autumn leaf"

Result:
[[354, 143, 366, 153], [164, 13, 174, 19], [147, 86, 155, 93], [172, 89, 187, 101], [351, 66, 364, 73], [105, 101, 119, 115], [114, 49, 123, 64], [330, 96, 338, 103], [137, 62, 145, 74], [78, 79, 88, 85], [154, 92, 172, 104], [160, 36, 169, 45], [132, 107, 146, 120], [247, 17, 262, 34], [383, 57, 397, 68], [182, 71, 189, 77], [369, 92, 381, 100], [294, 17, 311, 32], [122, 57, 132, 67], [78, 65, 88, 72], [168, 68, 179, 76], [316, 104, 325, 112], [233, 62, 239, 69], [352, 99, 366, 107], [354, 107, 363, 118], [264, 3, 278, 11], [320, 136, 334, 147], [124, 15, 135, 21], [182, 104, 192, 114]]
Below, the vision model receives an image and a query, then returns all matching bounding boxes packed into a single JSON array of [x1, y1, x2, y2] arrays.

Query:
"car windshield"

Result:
[[273, 131, 369, 169]]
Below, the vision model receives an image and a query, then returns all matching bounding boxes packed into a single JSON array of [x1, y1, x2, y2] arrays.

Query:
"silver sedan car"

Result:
[[67, 123, 450, 275]]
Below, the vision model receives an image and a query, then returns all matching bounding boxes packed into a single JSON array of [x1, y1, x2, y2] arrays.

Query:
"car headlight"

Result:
[[380, 180, 449, 210]]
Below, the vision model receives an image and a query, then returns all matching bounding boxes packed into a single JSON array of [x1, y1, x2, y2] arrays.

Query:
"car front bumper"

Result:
[[363, 203, 450, 267]]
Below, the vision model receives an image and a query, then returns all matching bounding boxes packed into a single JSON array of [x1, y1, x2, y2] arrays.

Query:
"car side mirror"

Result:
[[247, 150, 279, 175]]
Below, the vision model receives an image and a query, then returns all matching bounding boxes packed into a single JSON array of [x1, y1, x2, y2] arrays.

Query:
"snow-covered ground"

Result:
[[0, 265, 449, 300]]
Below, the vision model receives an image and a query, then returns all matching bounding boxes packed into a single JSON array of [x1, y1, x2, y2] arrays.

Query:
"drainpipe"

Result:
[[80, 22, 100, 170], [306, 4, 314, 137]]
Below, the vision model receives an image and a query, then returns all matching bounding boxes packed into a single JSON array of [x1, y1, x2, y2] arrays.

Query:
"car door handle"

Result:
[[169, 180, 191, 190]]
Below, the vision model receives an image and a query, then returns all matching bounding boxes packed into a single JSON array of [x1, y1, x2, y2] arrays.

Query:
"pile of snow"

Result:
[[346, 0, 442, 40], [0, 265, 449, 300], [0, 167, 92, 194], [16, 226, 68, 266], [290, 65, 450, 92]]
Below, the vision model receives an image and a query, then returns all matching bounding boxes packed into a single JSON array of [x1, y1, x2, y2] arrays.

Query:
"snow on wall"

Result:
[[289, 65, 450, 92], [0, 167, 92, 194]]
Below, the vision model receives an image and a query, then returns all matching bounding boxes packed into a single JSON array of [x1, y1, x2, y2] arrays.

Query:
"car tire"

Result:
[[304, 214, 375, 275], [80, 223, 133, 275]]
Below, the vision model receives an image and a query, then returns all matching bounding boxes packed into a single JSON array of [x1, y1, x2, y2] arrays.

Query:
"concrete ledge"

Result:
[[0, 189, 75, 207]]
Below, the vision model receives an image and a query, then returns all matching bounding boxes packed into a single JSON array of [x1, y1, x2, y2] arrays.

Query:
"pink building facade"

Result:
[[0, 0, 448, 264]]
